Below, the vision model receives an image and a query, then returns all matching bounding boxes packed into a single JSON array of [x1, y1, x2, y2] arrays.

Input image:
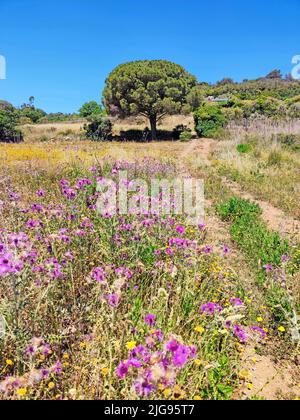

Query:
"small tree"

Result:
[[103, 60, 197, 140], [79, 101, 103, 118], [0, 101, 23, 143]]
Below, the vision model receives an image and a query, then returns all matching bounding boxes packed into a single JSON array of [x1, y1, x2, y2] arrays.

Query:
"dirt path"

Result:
[[239, 348, 300, 400], [180, 140, 300, 400], [220, 176, 300, 243], [181, 138, 300, 243]]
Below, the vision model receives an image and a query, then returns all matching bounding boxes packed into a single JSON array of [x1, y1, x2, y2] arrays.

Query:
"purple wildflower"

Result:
[[200, 302, 223, 316], [117, 361, 129, 380], [145, 314, 156, 327], [233, 325, 247, 343]]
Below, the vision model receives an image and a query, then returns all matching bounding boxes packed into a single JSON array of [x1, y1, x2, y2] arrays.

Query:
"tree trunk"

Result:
[[149, 115, 157, 141]]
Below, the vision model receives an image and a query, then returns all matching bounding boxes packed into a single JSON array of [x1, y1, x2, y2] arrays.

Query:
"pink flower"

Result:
[[92, 267, 106, 283], [176, 225, 185, 235], [145, 314, 156, 327], [117, 361, 129, 380]]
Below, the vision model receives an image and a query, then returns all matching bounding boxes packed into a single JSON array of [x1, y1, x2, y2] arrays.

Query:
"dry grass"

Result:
[[212, 121, 300, 219], [20, 115, 194, 143]]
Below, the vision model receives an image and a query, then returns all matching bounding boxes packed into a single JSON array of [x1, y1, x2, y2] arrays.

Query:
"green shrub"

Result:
[[0, 102, 23, 143], [218, 197, 261, 222], [172, 125, 192, 140], [83, 114, 112, 141], [19, 106, 47, 123], [194, 104, 228, 138], [180, 131, 193, 142], [39, 113, 79, 123], [237, 143, 253, 154]]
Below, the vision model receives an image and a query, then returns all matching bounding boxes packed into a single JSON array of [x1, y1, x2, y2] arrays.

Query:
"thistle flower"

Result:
[[233, 325, 247, 343], [145, 314, 156, 327], [200, 302, 223, 316], [117, 361, 129, 380]]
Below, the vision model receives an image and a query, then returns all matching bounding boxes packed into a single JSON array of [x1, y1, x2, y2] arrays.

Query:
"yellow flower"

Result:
[[278, 326, 286, 333], [194, 326, 205, 334], [257, 317, 263, 323], [194, 395, 202, 400], [6, 359, 13, 366], [17, 388, 27, 397], [263, 328, 269, 333], [63, 353, 69, 360], [239, 370, 251, 380], [247, 383, 254, 390], [48, 382, 55, 390], [102, 367, 109, 377], [173, 385, 185, 400], [126, 341, 137, 351], [163, 388, 171, 399], [194, 359, 203, 367], [80, 342, 87, 350]]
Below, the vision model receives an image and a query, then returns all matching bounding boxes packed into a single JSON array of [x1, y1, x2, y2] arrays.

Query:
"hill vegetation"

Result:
[[2, 65, 300, 143]]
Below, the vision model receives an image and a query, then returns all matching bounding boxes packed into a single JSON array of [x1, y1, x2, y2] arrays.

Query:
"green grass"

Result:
[[217, 197, 296, 327]]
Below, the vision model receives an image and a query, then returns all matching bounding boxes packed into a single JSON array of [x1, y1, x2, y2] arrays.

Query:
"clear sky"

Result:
[[0, 0, 299, 113]]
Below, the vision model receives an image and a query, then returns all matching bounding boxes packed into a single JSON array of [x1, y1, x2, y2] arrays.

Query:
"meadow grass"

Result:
[[211, 128, 300, 219], [0, 124, 299, 400]]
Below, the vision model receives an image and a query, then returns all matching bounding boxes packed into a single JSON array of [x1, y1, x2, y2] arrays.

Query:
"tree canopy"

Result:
[[103, 60, 197, 140], [79, 101, 103, 118]]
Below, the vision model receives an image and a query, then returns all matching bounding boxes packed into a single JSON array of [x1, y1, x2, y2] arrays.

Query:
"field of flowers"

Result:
[[0, 139, 299, 400]]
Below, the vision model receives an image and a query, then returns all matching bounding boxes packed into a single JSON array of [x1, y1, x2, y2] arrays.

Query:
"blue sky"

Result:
[[0, 0, 299, 113]]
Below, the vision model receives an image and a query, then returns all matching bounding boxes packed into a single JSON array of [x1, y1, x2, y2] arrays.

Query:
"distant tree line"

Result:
[[1, 63, 300, 142]]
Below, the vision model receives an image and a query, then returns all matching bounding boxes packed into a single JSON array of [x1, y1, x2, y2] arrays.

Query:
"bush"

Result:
[[218, 197, 262, 222], [0, 102, 23, 143], [180, 131, 193, 142], [277, 133, 300, 151], [83, 115, 112, 141], [237, 143, 253, 154], [19, 116, 33, 125], [194, 104, 228, 138], [172, 125, 192, 140], [39, 113, 79, 123], [19, 106, 47, 124]]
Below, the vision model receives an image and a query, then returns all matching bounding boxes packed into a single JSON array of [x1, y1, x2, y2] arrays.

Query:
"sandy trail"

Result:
[[181, 138, 300, 243], [179, 139, 300, 400]]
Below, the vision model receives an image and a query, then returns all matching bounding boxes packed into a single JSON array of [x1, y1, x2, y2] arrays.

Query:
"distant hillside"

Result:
[[200, 75, 300, 101]]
